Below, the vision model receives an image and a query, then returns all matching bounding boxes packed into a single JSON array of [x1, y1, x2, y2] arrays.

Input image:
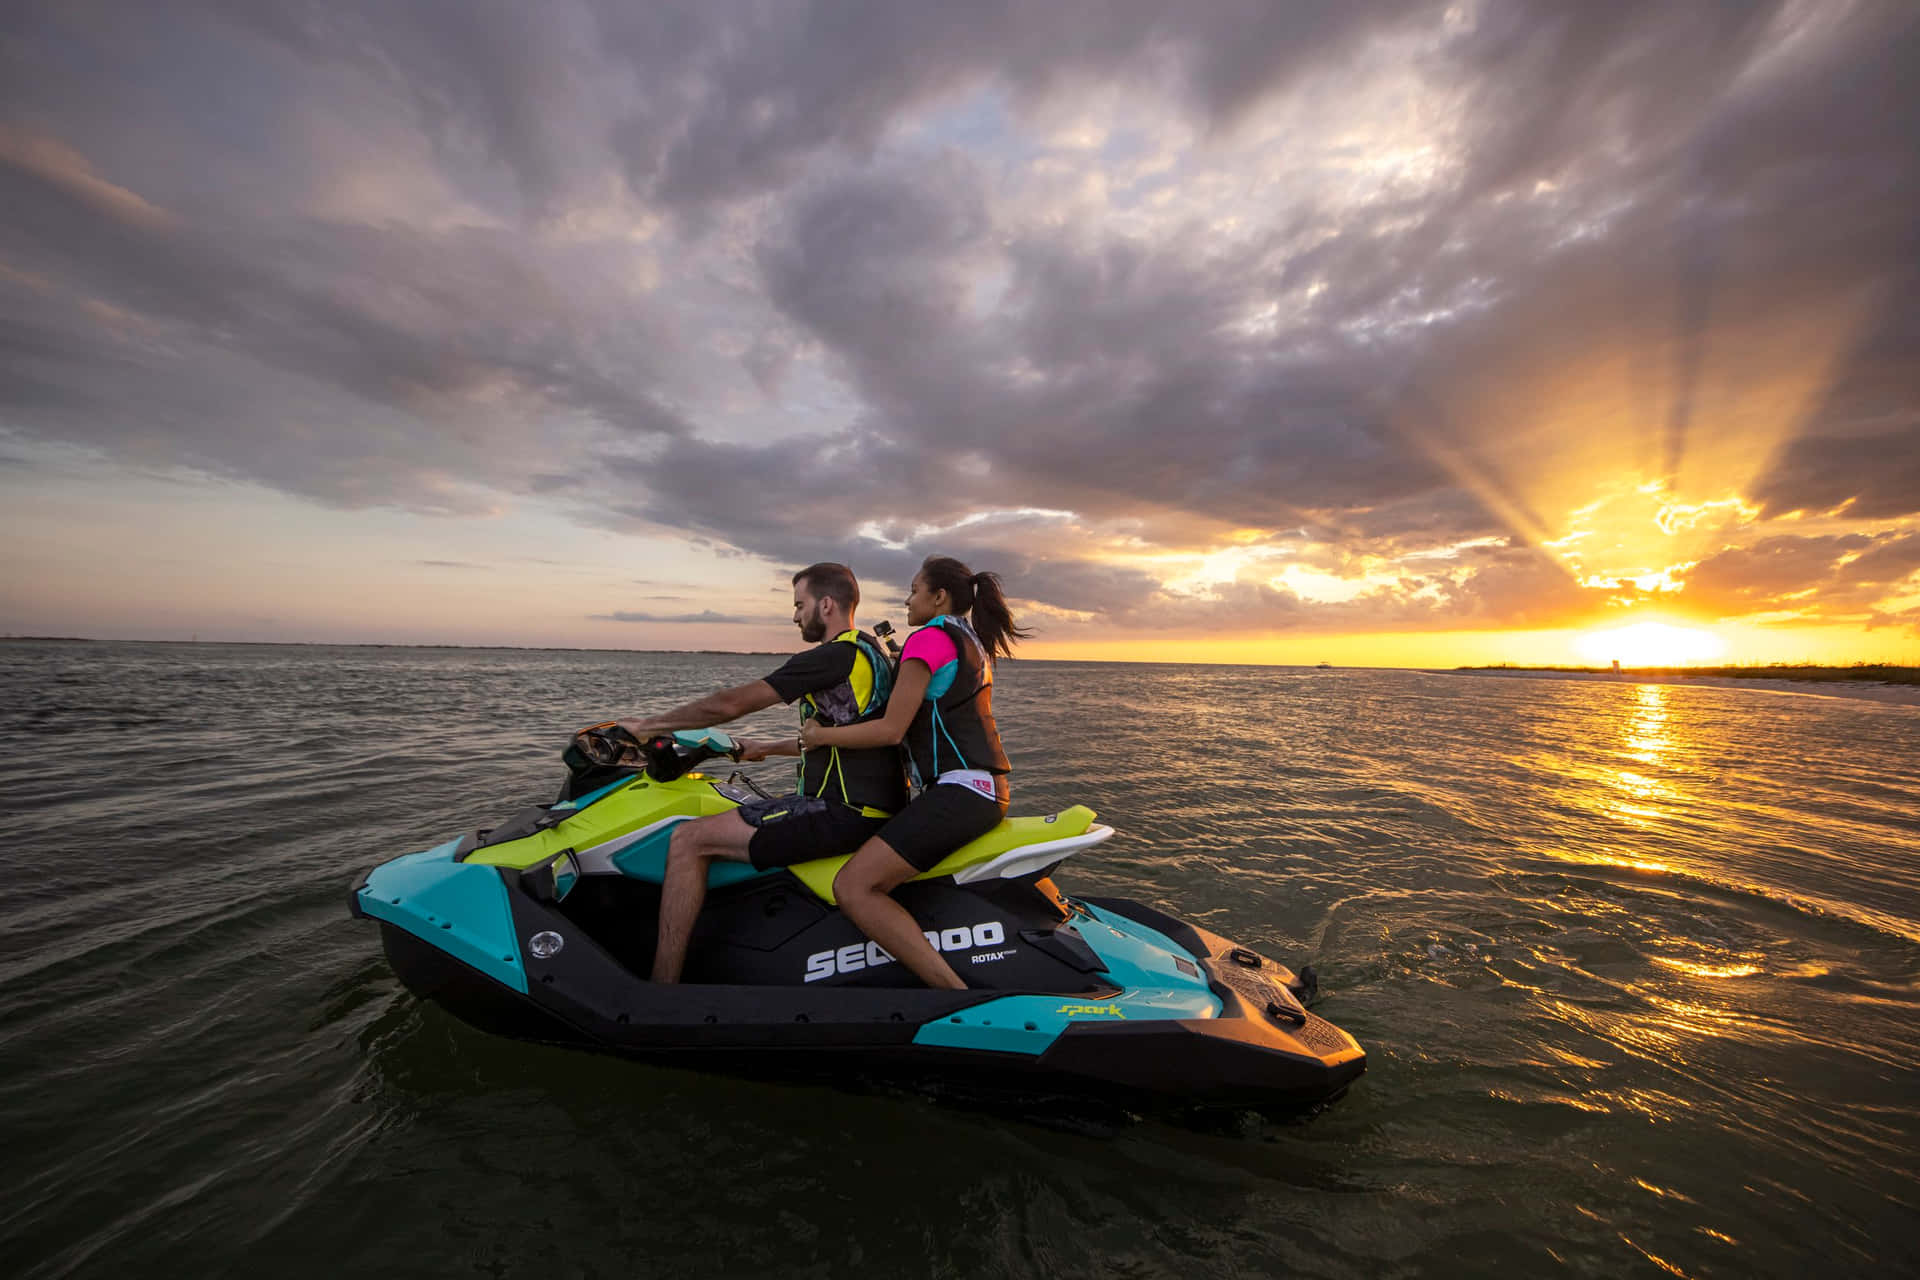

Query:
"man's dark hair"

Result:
[[793, 562, 860, 613]]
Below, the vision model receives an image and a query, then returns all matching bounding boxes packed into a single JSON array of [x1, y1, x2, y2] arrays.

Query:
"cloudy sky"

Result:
[[3, 0, 1916, 665]]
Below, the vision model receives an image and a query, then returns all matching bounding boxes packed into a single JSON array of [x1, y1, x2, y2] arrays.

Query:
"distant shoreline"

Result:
[[1452, 665, 1920, 708], [0, 635, 792, 657], [5, 638, 1916, 697], [1457, 662, 1918, 684], [0, 636, 1336, 668]]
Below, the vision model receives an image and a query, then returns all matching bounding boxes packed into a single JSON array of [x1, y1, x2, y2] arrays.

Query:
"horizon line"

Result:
[[4, 635, 1917, 674]]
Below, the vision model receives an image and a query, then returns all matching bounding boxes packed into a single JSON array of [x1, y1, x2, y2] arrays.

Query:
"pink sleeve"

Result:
[[901, 626, 958, 669]]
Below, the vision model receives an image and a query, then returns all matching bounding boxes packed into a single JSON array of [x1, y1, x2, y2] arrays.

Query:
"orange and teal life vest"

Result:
[[903, 615, 1010, 790]]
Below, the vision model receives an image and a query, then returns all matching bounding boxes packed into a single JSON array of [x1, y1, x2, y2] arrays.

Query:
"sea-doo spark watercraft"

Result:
[[349, 729, 1365, 1113]]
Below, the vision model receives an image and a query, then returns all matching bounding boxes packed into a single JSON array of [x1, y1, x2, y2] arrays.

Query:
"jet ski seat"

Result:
[[463, 778, 1114, 903], [786, 804, 1115, 905]]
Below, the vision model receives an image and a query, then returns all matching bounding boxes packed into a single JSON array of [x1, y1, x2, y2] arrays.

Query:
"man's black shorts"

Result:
[[737, 794, 888, 870]]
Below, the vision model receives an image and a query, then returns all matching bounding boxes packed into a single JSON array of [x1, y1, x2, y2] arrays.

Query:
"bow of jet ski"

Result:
[[349, 729, 1365, 1115]]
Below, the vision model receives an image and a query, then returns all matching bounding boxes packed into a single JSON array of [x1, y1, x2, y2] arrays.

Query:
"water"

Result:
[[1, 641, 1916, 1278]]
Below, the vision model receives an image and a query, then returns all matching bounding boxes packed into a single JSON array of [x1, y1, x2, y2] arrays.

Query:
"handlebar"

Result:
[[563, 723, 741, 784], [640, 729, 743, 782]]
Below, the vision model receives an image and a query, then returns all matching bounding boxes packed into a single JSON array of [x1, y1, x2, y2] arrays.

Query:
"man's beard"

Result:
[[798, 608, 827, 643]]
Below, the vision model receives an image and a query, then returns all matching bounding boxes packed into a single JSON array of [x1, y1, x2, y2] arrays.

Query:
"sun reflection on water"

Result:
[[1587, 853, 1675, 874], [1604, 684, 1683, 827], [1623, 684, 1671, 763], [1650, 957, 1763, 980], [1519, 683, 1806, 1115]]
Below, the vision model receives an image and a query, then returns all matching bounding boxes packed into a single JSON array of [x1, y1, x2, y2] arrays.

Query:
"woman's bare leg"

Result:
[[833, 838, 966, 990]]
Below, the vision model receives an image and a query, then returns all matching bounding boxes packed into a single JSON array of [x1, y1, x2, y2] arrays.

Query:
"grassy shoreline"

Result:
[[1457, 663, 1920, 686]]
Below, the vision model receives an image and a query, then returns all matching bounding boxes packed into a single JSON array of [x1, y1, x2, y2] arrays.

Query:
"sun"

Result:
[[1573, 620, 1726, 668]]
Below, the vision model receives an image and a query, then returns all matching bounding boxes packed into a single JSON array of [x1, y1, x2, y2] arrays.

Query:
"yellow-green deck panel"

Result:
[[789, 804, 1096, 903], [462, 775, 736, 869]]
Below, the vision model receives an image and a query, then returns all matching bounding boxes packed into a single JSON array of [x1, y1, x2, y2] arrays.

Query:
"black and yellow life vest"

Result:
[[797, 629, 906, 815]]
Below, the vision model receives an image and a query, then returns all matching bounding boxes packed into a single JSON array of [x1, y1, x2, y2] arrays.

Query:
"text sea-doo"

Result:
[[349, 730, 1365, 1113]]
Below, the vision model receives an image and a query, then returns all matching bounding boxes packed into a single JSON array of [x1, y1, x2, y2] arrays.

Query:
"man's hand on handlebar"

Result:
[[615, 717, 668, 741]]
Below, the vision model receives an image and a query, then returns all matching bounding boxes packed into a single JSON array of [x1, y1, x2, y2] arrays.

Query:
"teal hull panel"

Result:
[[356, 839, 528, 995], [912, 902, 1222, 1056]]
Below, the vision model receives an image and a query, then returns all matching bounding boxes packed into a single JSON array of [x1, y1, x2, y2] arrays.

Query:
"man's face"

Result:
[[793, 583, 829, 643]]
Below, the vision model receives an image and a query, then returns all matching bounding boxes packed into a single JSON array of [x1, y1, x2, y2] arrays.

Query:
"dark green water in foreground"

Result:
[[2, 641, 1917, 1278]]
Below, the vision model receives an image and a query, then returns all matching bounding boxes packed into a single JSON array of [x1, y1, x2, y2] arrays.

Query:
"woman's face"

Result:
[[904, 572, 944, 626]]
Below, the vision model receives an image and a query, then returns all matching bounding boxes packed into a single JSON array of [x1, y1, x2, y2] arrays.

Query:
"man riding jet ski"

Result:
[[597, 561, 908, 986], [349, 728, 1367, 1115]]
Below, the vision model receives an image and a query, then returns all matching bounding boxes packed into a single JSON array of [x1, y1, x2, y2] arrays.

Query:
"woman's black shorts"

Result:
[[874, 781, 1009, 873]]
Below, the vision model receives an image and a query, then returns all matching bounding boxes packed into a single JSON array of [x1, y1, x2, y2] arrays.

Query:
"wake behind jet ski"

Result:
[[349, 728, 1365, 1115]]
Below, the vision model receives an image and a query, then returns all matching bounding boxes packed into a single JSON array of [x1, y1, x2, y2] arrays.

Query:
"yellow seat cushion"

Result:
[[789, 804, 1097, 904]]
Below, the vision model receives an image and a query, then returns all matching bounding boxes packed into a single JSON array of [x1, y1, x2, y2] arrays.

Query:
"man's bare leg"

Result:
[[833, 839, 966, 990], [651, 810, 755, 983]]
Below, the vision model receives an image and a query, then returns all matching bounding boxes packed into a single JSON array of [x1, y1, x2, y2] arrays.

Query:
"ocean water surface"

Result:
[[1, 641, 1916, 1277]]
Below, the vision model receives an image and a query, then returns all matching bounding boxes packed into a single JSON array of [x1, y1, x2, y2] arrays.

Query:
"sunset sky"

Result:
[[3, 1, 1917, 666]]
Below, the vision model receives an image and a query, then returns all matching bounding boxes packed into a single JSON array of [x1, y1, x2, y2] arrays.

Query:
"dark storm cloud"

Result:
[[1490, 0, 1920, 501], [762, 155, 1467, 519], [1686, 530, 1920, 620], [1749, 422, 1920, 520], [2, 0, 1916, 629], [1687, 534, 1873, 608], [1017, 538, 1608, 635], [696, 0, 1918, 622], [734, 5, 1913, 535], [636, 151, 1483, 562], [0, 114, 691, 510], [1846, 533, 1920, 585], [612, 0, 1433, 215]]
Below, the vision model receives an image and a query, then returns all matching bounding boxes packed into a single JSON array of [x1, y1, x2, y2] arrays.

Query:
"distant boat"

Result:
[[1316, 661, 1333, 669]]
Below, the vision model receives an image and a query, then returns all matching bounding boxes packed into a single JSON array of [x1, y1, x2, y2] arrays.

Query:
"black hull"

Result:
[[378, 913, 1366, 1115]]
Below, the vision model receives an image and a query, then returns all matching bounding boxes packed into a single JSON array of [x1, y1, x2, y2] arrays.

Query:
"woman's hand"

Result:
[[798, 717, 834, 752], [735, 737, 773, 762]]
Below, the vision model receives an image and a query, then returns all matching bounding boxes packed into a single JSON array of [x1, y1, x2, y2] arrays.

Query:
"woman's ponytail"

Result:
[[919, 555, 1032, 662]]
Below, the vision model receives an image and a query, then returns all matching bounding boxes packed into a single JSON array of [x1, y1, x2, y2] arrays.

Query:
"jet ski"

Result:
[[348, 728, 1365, 1115]]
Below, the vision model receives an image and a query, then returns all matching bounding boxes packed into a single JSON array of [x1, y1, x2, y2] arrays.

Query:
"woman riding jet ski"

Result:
[[349, 728, 1366, 1114]]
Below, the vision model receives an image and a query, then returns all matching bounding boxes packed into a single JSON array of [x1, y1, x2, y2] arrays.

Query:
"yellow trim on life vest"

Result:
[[801, 627, 887, 806], [844, 627, 876, 712]]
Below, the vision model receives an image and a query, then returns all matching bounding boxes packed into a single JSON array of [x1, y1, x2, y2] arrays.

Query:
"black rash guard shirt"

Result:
[[763, 643, 908, 813]]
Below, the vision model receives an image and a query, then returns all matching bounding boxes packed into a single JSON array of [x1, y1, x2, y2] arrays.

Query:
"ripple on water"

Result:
[[1, 645, 1916, 1278]]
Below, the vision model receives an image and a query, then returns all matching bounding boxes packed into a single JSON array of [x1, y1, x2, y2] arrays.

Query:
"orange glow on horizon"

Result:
[[1573, 620, 1726, 668], [1018, 620, 1915, 669]]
